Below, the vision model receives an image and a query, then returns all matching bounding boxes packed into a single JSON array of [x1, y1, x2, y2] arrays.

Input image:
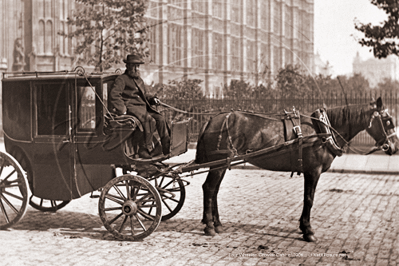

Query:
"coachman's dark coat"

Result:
[[110, 71, 162, 150]]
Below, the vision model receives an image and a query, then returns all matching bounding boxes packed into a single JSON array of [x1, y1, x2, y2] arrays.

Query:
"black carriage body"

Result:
[[2, 73, 189, 201]]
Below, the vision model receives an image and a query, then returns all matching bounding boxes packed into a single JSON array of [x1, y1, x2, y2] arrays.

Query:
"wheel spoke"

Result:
[[104, 207, 122, 211], [105, 194, 124, 205], [125, 181, 131, 200], [130, 216, 135, 235], [134, 213, 147, 230], [1, 170, 17, 184], [0, 198, 10, 223], [2, 191, 24, 201], [161, 198, 173, 213], [0, 194, 19, 214], [137, 209, 155, 221], [118, 215, 128, 233], [108, 212, 123, 225], [113, 184, 126, 200]]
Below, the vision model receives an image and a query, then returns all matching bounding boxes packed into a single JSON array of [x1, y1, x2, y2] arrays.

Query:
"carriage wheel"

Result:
[[147, 174, 186, 221], [0, 152, 29, 230], [98, 174, 162, 241], [29, 195, 70, 212]]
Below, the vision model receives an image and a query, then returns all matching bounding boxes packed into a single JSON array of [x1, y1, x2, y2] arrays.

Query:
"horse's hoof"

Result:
[[299, 226, 314, 235], [215, 225, 223, 234], [303, 234, 317, 242], [204, 227, 216, 236]]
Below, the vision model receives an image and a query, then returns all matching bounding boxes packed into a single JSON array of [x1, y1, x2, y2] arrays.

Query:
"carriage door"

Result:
[[32, 82, 75, 200]]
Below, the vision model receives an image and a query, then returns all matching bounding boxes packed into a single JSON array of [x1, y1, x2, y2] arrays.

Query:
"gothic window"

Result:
[[38, 20, 45, 54], [192, 1, 205, 13], [213, 33, 224, 70], [149, 23, 157, 63], [261, 0, 270, 31], [213, 0, 223, 18], [285, 6, 292, 38], [247, 0, 256, 27], [247, 41, 256, 73], [45, 21, 53, 54], [192, 29, 204, 68], [273, 1, 281, 35], [231, 1, 240, 23], [273, 46, 281, 73], [168, 24, 182, 66], [231, 37, 240, 72], [45, 0, 52, 17]]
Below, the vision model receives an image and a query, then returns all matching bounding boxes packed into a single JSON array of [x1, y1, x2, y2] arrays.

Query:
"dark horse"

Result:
[[195, 97, 398, 242]]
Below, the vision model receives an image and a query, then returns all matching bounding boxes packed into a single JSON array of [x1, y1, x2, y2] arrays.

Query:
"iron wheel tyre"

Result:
[[29, 195, 70, 212], [0, 151, 29, 230], [147, 174, 186, 221], [98, 174, 162, 241]]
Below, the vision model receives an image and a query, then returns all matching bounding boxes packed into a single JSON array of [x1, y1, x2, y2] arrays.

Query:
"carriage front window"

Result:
[[78, 86, 96, 130], [36, 84, 68, 135]]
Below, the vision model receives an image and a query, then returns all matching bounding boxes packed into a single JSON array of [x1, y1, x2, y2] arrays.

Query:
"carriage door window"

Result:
[[78, 86, 96, 131], [36, 84, 68, 135]]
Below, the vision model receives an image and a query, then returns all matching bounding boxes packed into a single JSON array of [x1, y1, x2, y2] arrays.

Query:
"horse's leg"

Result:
[[212, 169, 226, 233], [299, 168, 322, 242], [202, 168, 225, 236]]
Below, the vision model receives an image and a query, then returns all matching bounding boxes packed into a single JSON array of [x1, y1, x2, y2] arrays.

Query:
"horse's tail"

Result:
[[195, 120, 211, 164]]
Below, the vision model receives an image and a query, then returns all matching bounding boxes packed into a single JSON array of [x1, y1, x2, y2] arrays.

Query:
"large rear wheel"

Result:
[[98, 174, 162, 241], [0, 152, 29, 229]]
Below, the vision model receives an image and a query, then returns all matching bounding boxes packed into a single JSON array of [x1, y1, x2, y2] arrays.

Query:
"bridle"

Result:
[[368, 109, 396, 152]]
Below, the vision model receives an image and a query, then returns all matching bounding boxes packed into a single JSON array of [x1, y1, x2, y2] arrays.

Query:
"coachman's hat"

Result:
[[123, 54, 145, 64]]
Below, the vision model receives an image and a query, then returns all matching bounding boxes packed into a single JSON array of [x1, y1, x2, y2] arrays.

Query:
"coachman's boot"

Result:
[[138, 145, 152, 159], [161, 136, 171, 156]]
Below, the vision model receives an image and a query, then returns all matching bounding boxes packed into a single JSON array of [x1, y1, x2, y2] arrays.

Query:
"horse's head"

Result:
[[366, 97, 399, 155]]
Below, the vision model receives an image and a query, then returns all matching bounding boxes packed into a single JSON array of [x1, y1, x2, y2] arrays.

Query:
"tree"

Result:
[[63, 0, 149, 72], [355, 0, 399, 58]]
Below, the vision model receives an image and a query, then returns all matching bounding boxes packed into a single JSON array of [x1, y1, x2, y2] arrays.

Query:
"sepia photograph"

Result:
[[1, 0, 399, 265]]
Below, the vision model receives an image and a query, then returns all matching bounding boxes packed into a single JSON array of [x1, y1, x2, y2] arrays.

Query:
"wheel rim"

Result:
[[147, 174, 186, 221], [98, 174, 162, 241], [29, 195, 70, 212], [0, 152, 29, 230]]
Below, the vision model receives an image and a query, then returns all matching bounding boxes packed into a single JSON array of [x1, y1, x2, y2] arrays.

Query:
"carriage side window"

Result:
[[78, 86, 96, 131], [37, 84, 68, 135]]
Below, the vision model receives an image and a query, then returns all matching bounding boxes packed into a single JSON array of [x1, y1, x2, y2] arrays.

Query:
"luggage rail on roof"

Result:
[[2, 66, 122, 79]]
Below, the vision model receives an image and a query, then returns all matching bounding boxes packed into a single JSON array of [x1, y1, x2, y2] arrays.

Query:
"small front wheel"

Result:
[[29, 195, 70, 212], [0, 152, 29, 229], [98, 174, 162, 241]]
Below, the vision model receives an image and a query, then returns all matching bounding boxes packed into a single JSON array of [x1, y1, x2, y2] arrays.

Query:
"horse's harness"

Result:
[[212, 107, 395, 174], [368, 109, 396, 152]]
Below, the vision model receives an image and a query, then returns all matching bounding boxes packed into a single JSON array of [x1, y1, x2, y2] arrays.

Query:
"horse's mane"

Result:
[[326, 103, 370, 128]]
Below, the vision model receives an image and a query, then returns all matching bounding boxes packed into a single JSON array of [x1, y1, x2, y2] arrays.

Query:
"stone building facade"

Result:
[[0, 0, 314, 96]]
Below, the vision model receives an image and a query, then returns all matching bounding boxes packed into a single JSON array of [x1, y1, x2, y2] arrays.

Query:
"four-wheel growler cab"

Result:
[[2, 72, 189, 202]]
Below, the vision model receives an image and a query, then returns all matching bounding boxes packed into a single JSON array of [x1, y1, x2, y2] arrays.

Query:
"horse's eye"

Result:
[[387, 121, 391, 126]]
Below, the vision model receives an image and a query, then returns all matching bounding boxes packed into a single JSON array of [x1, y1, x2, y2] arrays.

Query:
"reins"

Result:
[[160, 101, 392, 156]]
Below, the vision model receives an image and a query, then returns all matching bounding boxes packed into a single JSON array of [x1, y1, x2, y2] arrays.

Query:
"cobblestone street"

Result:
[[1, 169, 399, 265]]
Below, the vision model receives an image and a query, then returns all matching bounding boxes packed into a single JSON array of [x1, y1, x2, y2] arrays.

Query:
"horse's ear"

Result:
[[376, 97, 383, 109]]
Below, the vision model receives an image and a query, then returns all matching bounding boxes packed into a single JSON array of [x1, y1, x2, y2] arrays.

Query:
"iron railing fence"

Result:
[[161, 90, 399, 146]]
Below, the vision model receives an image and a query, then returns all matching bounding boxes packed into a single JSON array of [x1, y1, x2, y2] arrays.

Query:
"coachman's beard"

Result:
[[128, 69, 140, 79]]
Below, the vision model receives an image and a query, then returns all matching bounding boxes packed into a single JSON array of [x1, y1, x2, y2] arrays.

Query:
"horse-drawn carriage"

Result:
[[1, 70, 398, 242]]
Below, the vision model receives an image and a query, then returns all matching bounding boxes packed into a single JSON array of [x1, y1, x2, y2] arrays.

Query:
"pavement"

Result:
[[165, 148, 399, 175]]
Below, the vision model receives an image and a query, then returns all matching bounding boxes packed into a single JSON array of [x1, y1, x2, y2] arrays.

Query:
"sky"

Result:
[[314, 0, 387, 76]]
